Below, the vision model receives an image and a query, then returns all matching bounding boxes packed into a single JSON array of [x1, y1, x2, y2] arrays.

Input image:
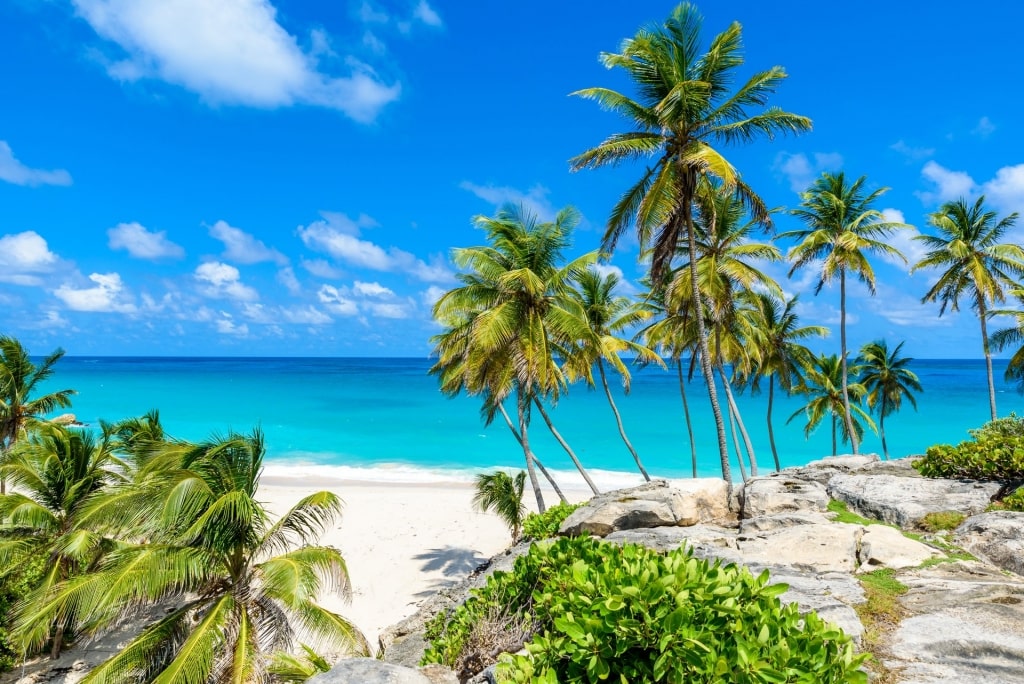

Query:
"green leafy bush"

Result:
[[968, 413, 1024, 440], [995, 487, 1024, 512], [521, 502, 582, 539], [913, 436, 1024, 481], [424, 536, 867, 683], [0, 552, 48, 671]]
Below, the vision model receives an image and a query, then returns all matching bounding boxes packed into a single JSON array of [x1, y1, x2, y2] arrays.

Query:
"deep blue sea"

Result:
[[40, 357, 1022, 486]]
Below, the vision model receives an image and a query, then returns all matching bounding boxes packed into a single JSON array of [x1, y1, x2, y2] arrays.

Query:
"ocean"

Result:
[[40, 357, 1022, 487]]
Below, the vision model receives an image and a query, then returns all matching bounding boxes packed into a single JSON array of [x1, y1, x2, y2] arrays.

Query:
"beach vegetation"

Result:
[[0, 336, 76, 494], [472, 470, 528, 542], [991, 291, 1024, 395], [967, 412, 1024, 440], [914, 435, 1024, 482], [781, 173, 908, 456], [571, 2, 811, 482], [856, 340, 922, 460], [919, 511, 966, 532], [912, 196, 1024, 421], [854, 568, 908, 682], [787, 354, 875, 456], [424, 536, 867, 683], [521, 501, 581, 540]]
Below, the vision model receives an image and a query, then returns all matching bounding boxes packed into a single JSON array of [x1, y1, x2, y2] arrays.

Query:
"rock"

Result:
[[664, 478, 732, 522], [857, 525, 943, 572], [736, 523, 862, 574], [604, 524, 737, 554], [310, 659, 457, 684], [558, 480, 726, 537], [861, 456, 922, 477], [827, 473, 1000, 528], [738, 511, 830, 534], [744, 565, 865, 643], [954, 511, 1024, 577], [772, 454, 880, 485], [738, 477, 829, 519]]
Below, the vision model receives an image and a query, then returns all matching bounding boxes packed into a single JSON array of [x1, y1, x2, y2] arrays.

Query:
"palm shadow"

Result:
[[414, 545, 489, 578]]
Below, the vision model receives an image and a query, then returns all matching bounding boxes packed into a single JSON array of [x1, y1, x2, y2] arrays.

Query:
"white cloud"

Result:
[[301, 258, 344, 279], [420, 285, 445, 308], [215, 314, 248, 336], [982, 164, 1024, 218], [459, 181, 557, 221], [317, 284, 359, 316], [0, 231, 59, 280], [890, 140, 935, 161], [413, 1, 442, 27], [868, 284, 951, 328], [280, 305, 331, 324], [107, 221, 184, 259], [54, 272, 137, 312], [72, 0, 401, 122], [353, 280, 394, 298], [0, 141, 72, 187], [772, 152, 843, 193], [366, 301, 410, 319], [590, 263, 640, 295], [359, 1, 389, 23], [298, 212, 454, 282], [917, 161, 976, 205], [973, 116, 996, 138], [194, 261, 259, 301], [276, 266, 301, 294], [879, 209, 924, 267], [209, 220, 287, 265]]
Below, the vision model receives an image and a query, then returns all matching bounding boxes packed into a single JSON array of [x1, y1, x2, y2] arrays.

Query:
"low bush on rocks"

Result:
[[423, 536, 867, 683], [968, 413, 1024, 440], [521, 502, 581, 540], [913, 436, 1024, 482]]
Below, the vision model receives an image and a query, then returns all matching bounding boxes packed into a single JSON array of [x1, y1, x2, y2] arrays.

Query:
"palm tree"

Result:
[[0, 336, 76, 493], [856, 340, 922, 460], [15, 430, 369, 680], [430, 204, 599, 511], [781, 172, 907, 454], [913, 196, 1024, 420], [0, 425, 124, 657], [565, 267, 662, 481], [991, 289, 1024, 394], [745, 292, 827, 470], [787, 354, 875, 456], [571, 3, 811, 480], [472, 470, 527, 542]]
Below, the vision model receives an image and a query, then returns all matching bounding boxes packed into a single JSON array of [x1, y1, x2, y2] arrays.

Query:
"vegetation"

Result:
[[472, 470, 528, 542], [857, 340, 922, 460], [914, 435, 1024, 481], [854, 568, 908, 683], [424, 536, 867, 683], [788, 354, 875, 456], [919, 511, 966, 532], [521, 502, 581, 540], [967, 412, 1024, 440]]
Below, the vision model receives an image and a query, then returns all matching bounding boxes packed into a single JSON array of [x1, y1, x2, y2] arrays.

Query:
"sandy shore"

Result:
[[259, 475, 595, 649]]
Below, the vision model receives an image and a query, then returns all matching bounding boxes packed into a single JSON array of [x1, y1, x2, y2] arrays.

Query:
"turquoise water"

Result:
[[40, 357, 1022, 484]]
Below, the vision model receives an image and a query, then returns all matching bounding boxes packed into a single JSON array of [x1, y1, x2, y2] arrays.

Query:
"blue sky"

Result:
[[1, 0, 1022, 358]]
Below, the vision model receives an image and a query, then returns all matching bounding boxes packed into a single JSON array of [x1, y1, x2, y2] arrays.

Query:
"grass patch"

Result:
[[919, 511, 966, 532], [827, 499, 886, 526], [855, 569, 910, 683]]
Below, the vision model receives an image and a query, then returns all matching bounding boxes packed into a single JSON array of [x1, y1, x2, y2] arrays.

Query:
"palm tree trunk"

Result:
[[726, 401, 748, 482], [717, 362, 758, 477], [682, 202, 732, 482], [979, 299, 998, 421], [497, 403, 568, 504], [51, 623, 64, 659], [597, 359, 650, 481], [517, 396, 545, 513], [839, 270, 859, 453], [532, 398, 600, 495], [677, 359, 699, 478], [879, 410, 889, 461], [767, 376, 781, 472], [831, 414, 837, 456]]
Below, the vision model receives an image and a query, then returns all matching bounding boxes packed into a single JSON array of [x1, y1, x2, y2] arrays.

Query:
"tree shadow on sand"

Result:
[[412, 546, 489, 598]]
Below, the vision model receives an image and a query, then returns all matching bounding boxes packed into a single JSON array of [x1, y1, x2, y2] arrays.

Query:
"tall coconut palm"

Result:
[[781, 172, 907, 454], [15, 430, 369, 679], [565, 267, 662, 481], [745, 292, 827, 471], [0, 426, 124, 657], [472, 470, 527, 542], [856, 340, 922, 460], [991, 289, 1024, 394], [571, 3, 811, 480], [430, 204, 599, 511], [787, 354, 875, 456], [913, 196, 1024, 420], [0, 336, 76, 494]]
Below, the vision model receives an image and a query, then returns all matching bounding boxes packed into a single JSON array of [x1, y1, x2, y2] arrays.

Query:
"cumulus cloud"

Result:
[[365, 301, 410, 319], [107, 221, 185, 259], [878, 209, 922, 267], [869, 284, 951, 328], [298, 212, 454, 282], [0, 142, 72, 187], [459, 181, 557, 221], [889, 140, 935, 162], [317, 284, 359, 316], [0, 231, 59, 285], [54, 272, 137, 312], [71, 0, 401, 122], [276, 266, 301, 294], [413, 1, 442, 27], [301, 258, 344, 279], [194, 261, 259, 301], [916, 161, 976, 205], [772, 152, 843, 193], [209, 220, 287, 265], [353, 280, 394, 298], [215, 314, 248, 336], [420, 285, 445, 308], [982, 164, 1024, 217]]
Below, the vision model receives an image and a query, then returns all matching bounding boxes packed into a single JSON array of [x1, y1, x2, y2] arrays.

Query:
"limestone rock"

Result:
[[739, 477, 829, 519], [664, 478, 732, 522], [738, 512, 830, 535], [558, 480, 727, 537], [736, 523, 862, 573], [604, 524, 738, 555], [954, 511, 1024, 577], [311, 659, 457, 684], [774, 454, 880, 485], [827, 473, 999, 528], [857, 525, 943, 572]]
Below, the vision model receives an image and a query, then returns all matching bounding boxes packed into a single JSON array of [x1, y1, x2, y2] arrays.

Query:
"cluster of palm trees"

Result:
[[429, 3, 1024, 507], [0, 337, 367, 680]]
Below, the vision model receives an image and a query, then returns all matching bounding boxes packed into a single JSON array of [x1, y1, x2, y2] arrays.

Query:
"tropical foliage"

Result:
[[788, 354, 876, 456], [472, 470, 528, 542], [857, 340, 922, 460]]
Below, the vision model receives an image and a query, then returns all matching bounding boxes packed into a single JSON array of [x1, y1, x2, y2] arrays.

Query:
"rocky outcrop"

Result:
[[827, 472, 1000, 527], [954, 511, 1024, 577], [777, 454, 881, 485], [858, 525, 943, 572], [738, 477, 829, 518]]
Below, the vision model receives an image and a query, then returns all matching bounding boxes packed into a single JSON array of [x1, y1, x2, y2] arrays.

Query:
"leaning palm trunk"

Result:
[[497, 403, 568, 504], [532, 398, 600, 495], [839, 271, 859, 453], [677, 359, 699, 478], [716, 360, 758, 478], [766, 376, 781, 472], [682, 204, 732, 482], [726, 402, 748, 483], [978, 297, 998, 421], [879, 410, 889, 461], [597, 359, 650, 482], [517, 398, 545, 513]]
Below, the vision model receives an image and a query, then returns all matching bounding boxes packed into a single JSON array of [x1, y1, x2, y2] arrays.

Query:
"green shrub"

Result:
[[967, 413, 1024, 441], [919, 511, 966, 532], [0, 552, 48, 671], [996, 487, 1024, 512], [521, 502, 582, 539], [913, 436, 1024, 481], [424, 536, 867, 683]]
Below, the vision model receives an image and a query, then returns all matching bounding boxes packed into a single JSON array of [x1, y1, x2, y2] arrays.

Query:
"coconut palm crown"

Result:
[[856, 340, 922, 460]]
